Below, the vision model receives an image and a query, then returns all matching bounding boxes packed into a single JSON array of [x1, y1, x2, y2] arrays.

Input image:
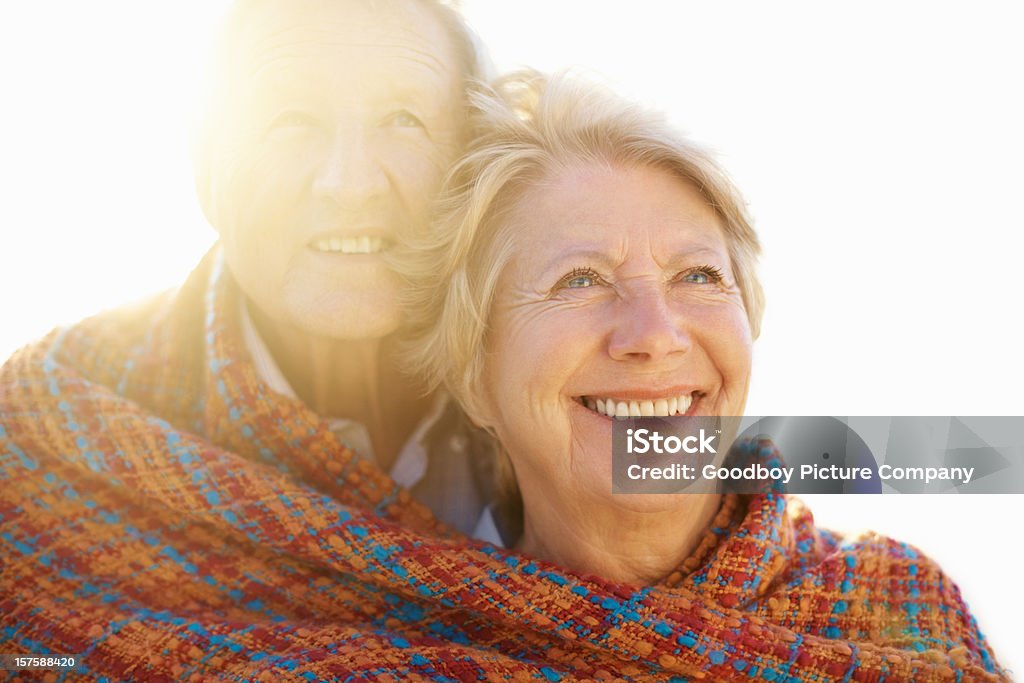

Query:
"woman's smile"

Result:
[[575, 390, 705, 418]]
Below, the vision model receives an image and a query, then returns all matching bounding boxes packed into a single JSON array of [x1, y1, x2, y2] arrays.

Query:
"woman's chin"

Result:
[[564, 400, 712, 515]]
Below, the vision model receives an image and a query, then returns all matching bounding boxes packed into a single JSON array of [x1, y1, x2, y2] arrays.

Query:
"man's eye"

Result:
[[384, 110, 425, 128], [269, 111, 318, 130], [557, 267, 604, 290]]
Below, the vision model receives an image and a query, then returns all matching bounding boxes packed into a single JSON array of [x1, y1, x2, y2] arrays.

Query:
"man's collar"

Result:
[[239, 298, 299, 400]]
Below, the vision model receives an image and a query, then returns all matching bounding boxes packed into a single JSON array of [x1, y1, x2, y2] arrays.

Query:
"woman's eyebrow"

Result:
[[533, 244, 731, 278], [659, 245, 730, 265], [533, 249, 620, 280]]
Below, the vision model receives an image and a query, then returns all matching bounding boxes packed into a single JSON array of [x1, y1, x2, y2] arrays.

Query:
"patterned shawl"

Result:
[[0, 249, 1008, 681]]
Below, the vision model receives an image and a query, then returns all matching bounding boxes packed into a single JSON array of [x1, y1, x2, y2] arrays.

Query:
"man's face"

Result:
[[203, 0, 465, 339]]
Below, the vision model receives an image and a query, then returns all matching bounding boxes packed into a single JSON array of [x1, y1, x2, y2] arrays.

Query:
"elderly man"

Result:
[[190, 0, 494, 532], [0, 0, 498, 678]]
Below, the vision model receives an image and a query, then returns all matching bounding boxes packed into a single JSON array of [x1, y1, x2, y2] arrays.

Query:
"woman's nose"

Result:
[[607, 290, 692, 362], [313, 125, 388, 206]]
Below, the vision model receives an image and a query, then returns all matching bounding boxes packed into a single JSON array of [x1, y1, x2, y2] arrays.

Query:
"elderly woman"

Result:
[[396, 72, 1009, 680]]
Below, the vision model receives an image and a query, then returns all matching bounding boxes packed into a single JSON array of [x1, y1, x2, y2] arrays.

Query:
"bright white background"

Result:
[[1, 1, 1021, 673]]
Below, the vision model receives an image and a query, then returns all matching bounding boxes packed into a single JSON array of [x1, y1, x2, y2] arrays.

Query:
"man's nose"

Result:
[[313, 125, 388, 206], [607, 287, 692, 362]]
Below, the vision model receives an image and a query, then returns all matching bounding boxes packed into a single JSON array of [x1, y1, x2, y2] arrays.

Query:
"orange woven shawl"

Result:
[[0, 250, 1008, 681]]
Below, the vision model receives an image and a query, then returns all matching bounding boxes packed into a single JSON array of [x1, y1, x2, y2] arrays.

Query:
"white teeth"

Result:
[[310, 236, 387, 254], [587, 393, 696, 418]]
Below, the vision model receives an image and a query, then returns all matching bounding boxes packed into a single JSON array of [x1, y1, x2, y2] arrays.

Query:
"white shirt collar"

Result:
[[239, 299, 301, 400], [472, 505, 506, 547]]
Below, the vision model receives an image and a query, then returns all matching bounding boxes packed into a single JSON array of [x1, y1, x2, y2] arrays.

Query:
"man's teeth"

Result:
[[586, 394, 694, 418], [310, 236, 387, 254]]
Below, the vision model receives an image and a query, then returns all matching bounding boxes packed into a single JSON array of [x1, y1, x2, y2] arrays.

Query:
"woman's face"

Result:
[[478, 162, 753, 507], [206, 0, 465, 340]]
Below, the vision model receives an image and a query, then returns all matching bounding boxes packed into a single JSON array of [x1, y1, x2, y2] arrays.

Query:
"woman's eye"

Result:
[[384, 110, 425, 129], [679, 265, 724, 285], [557, 268, 604, 290], [683, 272, 710, 284], [567, 275, 595, 288]]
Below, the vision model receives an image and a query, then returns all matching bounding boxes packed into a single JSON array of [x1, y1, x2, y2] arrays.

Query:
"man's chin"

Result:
[[277, 267, 403, 340], [292, 308, 402, 342], [284, 294, 403, 342]]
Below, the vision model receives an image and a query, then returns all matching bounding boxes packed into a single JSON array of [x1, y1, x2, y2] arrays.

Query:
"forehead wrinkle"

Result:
[[527, 225, 728, 276], [643, 208, 730, 264], [245, 36, 449, 77], [239, 51, 457, 119], [232, 0, 463, 76]]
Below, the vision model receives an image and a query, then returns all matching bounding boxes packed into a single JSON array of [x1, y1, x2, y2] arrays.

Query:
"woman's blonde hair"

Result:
[[396, 69, 764, 425]]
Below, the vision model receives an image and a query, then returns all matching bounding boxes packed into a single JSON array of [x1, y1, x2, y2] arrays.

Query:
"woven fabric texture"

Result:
[[0, 249, 1008, 681]]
